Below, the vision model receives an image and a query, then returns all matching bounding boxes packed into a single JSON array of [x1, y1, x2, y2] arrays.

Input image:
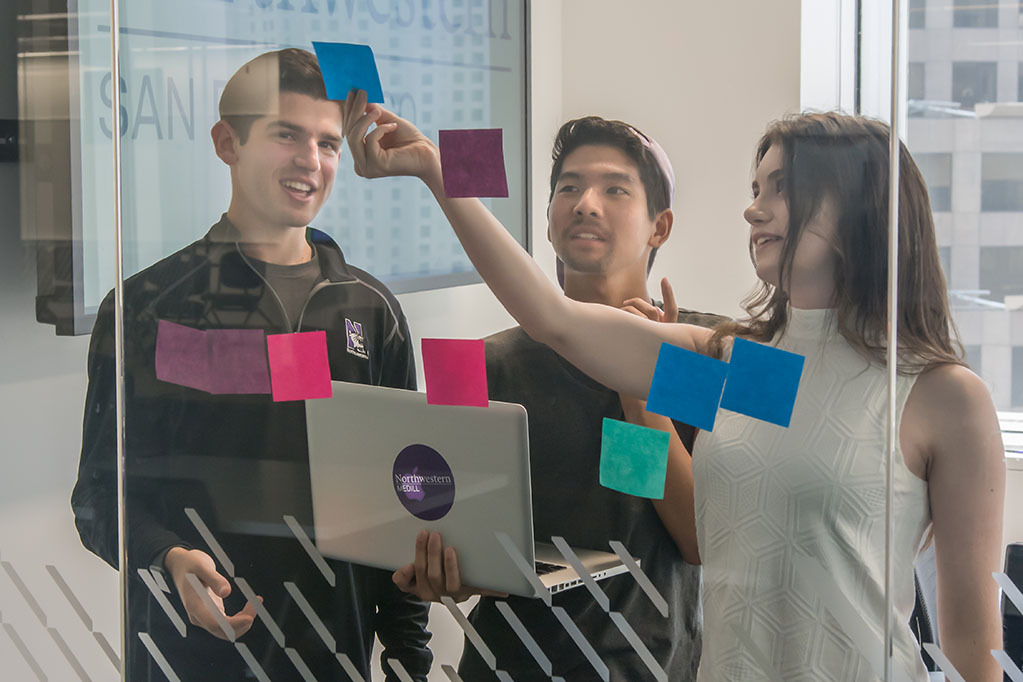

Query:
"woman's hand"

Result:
[[341, 89, 443, 192]]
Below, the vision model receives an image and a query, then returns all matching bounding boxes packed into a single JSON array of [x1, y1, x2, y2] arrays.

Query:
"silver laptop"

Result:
[[304, 380, 628, 598]]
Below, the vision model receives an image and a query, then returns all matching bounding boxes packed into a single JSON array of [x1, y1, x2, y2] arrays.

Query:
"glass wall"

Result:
[[2, 0, 1019, 681], [903, 0, 1023, 677]]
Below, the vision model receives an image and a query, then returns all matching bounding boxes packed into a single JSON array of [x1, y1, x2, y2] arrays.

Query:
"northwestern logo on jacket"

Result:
[[345, 318, 368, 359]]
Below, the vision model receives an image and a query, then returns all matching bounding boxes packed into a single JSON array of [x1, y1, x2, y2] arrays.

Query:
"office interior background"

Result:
[[1, 0, 1022, 679]]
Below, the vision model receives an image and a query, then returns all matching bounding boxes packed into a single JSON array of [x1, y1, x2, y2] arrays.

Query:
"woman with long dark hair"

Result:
[[344, 98, 1005, 680]]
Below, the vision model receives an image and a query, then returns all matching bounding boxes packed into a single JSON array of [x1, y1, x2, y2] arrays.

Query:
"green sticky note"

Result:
[[599, 418, 670, 499]]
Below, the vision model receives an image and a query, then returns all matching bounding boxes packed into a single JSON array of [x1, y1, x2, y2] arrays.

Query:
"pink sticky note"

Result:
[[422, 338, 488, 407], [155, 320, 210, 391], [207, 329, 271, 394], [438, 129, 509, 198], [266, 331, 333, 402]]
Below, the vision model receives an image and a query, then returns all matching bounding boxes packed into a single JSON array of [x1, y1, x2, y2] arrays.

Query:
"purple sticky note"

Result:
[[155, 320, 210, 392], [266, 331, 333, 402], [421, 338, 489, 407], [207, 329, 271, 394], [438, 129, 509, 198]]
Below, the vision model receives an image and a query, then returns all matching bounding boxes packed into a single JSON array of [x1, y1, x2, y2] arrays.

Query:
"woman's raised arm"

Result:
[[341, 92, 714, 398]]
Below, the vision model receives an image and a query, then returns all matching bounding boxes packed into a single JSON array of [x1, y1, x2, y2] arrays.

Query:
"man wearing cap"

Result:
[[72, 49, 432, 681], [380, 114, 722, 680]]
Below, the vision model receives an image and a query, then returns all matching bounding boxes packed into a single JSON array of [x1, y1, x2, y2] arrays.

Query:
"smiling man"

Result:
[[72, 49, 431, 681]]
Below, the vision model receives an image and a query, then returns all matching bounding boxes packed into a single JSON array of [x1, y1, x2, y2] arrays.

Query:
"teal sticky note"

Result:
[[599, 418, 670, 500]]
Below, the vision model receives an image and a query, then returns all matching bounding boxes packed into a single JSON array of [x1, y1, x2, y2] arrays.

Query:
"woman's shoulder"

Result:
[[903, 363, 1001, 461], [911, 363, 990, 411]]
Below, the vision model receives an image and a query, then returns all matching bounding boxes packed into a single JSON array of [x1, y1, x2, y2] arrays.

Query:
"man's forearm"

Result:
[[619, 401, 700, 564]]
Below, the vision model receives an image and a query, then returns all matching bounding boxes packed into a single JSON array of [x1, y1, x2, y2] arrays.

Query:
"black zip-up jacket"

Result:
[[72, 216, 432, 681]]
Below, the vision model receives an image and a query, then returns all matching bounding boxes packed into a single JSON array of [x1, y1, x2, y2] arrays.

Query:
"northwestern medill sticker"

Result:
[[393, 444, 456, 521]]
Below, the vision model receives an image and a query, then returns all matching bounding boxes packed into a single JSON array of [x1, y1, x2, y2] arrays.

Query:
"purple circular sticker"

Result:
[[392, 444, 456, 521]]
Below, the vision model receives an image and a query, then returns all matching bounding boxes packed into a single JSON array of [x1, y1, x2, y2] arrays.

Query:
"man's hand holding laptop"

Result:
[[393, 530, 509, 603]]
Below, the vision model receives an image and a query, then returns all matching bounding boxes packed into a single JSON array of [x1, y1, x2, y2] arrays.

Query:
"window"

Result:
[[909, 62, 926, 103], [952, 61, 997, 109], [1014, 347, 1023, 407], [965, 345, 982, 375], [953, 0, 998, 28], [1018, 62, 1023, 102], [910, 0, 926, 29], [915, 153, 952, 212], [982, 153, 1023, 212], [979, 246, 1023, 303]]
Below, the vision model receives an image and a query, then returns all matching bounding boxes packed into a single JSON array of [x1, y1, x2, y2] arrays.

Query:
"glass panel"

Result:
[[952, 61, 998, 110], [2, 2, 121, 681], [80, 1, 530, 680], [901, 0, 1022, 678], [953, 0, 999, 28], [908, 61, 926, 104], [915, 152, 952, 212], [910, 0, 927, 29], [982, 153, 1023, 212], [980, 246, 1023, 302], [1013, 347, 1023, 409]]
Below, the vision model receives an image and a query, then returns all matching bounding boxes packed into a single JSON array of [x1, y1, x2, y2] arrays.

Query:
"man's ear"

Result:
[[649, 208, 674, 248], [211, 120, 239, 165]]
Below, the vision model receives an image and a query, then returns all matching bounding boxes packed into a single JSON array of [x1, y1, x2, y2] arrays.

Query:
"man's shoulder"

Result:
[[334, 261, 408, 324], [484, 326, 545, 360], [118, 235, 214, 308]]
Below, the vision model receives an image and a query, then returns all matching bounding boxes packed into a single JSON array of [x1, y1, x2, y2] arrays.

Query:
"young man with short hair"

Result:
[[72, 49, 432, 681], [380, 113, 723, 680]]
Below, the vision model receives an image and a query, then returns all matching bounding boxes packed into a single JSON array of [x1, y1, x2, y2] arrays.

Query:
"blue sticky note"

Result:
[[720, 338, 805, 427], [311, 42, 384, 103], [646, 343, 728, 432], [599, 419, 670, 499]]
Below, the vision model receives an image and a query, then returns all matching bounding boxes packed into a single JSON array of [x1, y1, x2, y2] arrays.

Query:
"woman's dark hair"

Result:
[[710, 112, 964, 373]]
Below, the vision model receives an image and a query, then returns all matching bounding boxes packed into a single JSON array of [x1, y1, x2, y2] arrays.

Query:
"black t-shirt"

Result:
[[459, 307, 725, 682], [248, 248, 324, 330]]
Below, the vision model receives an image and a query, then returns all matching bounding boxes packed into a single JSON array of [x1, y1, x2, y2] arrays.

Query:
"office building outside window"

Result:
[[953, 0, 999, 27], [907, 0, 1023, 411]]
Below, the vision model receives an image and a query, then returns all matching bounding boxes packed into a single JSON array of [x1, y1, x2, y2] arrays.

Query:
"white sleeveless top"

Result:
[[692, 308, 931, 682]]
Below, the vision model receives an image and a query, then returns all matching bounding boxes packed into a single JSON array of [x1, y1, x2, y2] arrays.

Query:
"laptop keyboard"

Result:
[[534, 560, 564, 576]]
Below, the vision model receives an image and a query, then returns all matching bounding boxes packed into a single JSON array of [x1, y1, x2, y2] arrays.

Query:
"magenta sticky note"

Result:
[[207, 329, 271, 394], [438, 129, 509, 198], [421, 338, 489, 407], [266, 331, 333, 402], [155, 320, 210, 391]]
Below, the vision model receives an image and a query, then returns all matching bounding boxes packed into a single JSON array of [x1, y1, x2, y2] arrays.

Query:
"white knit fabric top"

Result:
[[692, 307, 931, 682]]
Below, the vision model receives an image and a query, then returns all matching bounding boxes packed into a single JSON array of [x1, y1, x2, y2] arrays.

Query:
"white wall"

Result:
[[558, 0, 801, 319]]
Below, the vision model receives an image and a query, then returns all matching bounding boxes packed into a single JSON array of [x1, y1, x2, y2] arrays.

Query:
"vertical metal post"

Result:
[[884, 0, 902, 681], [107, 0, 128, 680]]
